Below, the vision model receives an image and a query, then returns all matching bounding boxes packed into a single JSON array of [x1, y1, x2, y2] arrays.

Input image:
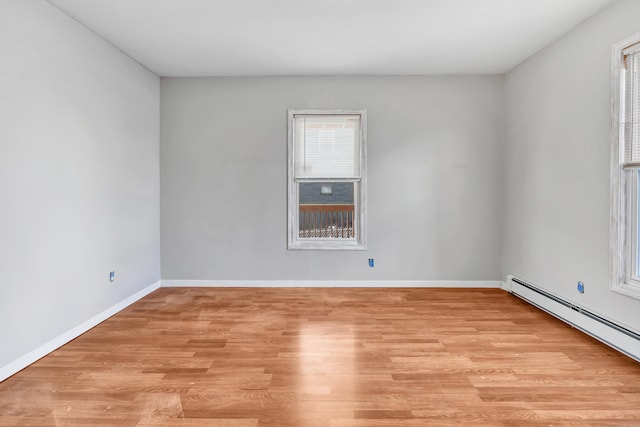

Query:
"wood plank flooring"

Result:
[[1, 287, 640, 426]]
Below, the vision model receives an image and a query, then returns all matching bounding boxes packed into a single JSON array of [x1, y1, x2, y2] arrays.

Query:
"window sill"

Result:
[[288, 240, 367, 251], [612, 280, 640, 300]]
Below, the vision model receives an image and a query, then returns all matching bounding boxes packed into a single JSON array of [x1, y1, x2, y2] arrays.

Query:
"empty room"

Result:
[[2, 0, 640, 425]]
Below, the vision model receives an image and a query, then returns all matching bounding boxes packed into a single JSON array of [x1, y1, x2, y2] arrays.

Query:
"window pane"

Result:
[[624, 48, 640, 166], [294, 115, 361, 179], [299, 182, 354, 204], [298, 182, 356, 239]]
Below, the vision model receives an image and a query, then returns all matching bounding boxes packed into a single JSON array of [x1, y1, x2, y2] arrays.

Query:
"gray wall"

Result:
[[0, 1, 160, 368], [503, 0, 640, 332], [161, 76, 503, 281]]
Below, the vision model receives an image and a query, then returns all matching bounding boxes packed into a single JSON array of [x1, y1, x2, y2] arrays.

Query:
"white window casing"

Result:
[[287, 109, 367, 250], [611, 34, 640, 299]]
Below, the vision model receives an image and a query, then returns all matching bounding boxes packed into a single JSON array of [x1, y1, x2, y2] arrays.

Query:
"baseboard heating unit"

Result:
[[507, 275, 640, 362]]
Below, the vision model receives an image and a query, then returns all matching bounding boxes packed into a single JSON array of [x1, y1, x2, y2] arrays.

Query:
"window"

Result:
[[287, 109, 367, 250], [611, 34, 640, 299]]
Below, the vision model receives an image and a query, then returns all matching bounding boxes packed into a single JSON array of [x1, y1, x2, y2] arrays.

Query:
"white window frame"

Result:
[[611, 33, 640, 299], [287, 109, 367, 250]]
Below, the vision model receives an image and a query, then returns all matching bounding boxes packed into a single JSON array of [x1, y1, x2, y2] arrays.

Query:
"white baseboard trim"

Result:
[[0, 280, 161, 383], [161, 280, 502, 288]]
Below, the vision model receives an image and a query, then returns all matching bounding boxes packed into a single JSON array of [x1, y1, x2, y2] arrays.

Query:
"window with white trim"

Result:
[[287, 109, 367, 250], [611, 34, 640, 299]]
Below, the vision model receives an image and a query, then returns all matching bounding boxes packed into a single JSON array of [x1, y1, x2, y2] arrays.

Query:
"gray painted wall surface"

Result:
[[503, 0, 640, 332], [161, 76, 503, 281], [0, 1, 160, 367]]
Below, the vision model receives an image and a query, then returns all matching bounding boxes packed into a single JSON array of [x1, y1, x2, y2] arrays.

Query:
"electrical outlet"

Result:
[[109, 271, 115, 283], [577, 281, 584, 293], [368, 258, 374, 268]]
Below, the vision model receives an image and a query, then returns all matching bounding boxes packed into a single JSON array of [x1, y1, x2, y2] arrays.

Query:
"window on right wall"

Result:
[[611, 33, 640, 299]]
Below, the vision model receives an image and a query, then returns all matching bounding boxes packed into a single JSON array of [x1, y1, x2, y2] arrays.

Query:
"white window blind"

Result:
[[623, 43, 640, 168], [293, 114, 361, 179]]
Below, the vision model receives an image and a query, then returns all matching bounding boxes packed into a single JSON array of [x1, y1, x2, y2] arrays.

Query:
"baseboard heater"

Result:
[[507, 275, 640, 362]]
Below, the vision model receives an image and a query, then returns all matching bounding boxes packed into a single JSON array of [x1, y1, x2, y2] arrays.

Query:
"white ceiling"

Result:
[[47, 0, 617, 77]]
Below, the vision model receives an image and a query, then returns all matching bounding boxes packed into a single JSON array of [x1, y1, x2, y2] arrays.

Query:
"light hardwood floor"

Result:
[[1, 288, 640, 426]]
